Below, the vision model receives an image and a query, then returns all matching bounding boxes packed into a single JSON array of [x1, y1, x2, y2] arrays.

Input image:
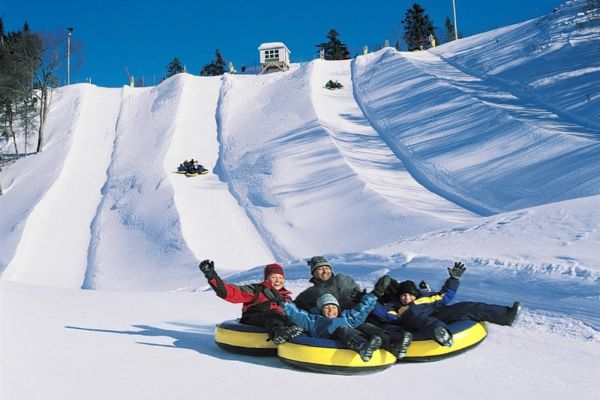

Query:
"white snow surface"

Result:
[[1, 1, 599, 398]]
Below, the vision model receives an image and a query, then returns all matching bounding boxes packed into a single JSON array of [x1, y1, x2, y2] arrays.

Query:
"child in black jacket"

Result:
[[371, 262, 521, 346]]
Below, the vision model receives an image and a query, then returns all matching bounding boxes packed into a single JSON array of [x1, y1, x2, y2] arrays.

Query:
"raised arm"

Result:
[[199, 259, 257, 303]]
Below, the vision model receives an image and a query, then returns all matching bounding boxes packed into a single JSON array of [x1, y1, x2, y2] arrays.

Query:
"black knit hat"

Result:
[[397, 280, 420, 297], [307, 256, 331, 275]]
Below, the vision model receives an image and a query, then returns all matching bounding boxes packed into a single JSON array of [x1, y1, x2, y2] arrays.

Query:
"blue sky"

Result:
[[2, 0, 562, 87]]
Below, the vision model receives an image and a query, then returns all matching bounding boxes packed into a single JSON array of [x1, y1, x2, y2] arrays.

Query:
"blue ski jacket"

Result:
[[282, 293, 377, 338]]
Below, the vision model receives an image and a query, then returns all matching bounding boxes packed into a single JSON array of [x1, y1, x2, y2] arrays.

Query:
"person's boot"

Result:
[[284, 325, 304, 340], [347, 334, 382, 362], [359, 335, 382, 362], [433, 326, 453, 347], [388, 331, 413, 359], [347, 334, 368, 360], [507, 301, 522, 326], [270, 325, 303, 345], [269, 326, 286, 344]]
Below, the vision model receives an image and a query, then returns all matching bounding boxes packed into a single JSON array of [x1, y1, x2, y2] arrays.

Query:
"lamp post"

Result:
[[452, 0, 458, 40], [67, 27, 73, 85]]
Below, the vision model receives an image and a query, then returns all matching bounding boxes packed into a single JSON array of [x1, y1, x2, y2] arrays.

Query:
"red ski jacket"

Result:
[[208, 275, 293, 316]]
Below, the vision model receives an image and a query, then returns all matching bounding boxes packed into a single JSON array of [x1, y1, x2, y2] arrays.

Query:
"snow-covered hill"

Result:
[[1, 1, 599, 399]]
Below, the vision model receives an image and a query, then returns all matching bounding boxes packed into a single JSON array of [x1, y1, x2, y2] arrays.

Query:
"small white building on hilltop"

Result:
[[258, 42, 291, 73]]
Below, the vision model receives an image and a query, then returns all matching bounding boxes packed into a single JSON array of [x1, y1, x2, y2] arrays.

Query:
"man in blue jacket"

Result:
[[371, 262, 521, 347]]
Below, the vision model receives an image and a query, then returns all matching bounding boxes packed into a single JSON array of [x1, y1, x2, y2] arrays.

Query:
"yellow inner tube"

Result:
[[215, 324, 277, 350], [279, 341, 397, 367], [279, 321, 487, 366], [405, 321, 488, 359], [215, 320, 487, 366]]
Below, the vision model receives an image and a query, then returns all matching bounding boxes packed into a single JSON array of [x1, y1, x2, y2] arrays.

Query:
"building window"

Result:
[[265, 49, 280, 60]]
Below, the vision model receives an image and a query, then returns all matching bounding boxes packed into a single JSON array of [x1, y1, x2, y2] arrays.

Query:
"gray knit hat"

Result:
[[307, 256, 331, 275], [316, 293, 340, 310]]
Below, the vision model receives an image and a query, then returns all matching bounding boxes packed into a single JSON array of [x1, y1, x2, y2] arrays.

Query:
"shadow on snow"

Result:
[[64, 322, 290, 369]]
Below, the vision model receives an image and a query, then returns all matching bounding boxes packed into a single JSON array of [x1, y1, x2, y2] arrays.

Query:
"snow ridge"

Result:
[[353, 47, 600, 213]]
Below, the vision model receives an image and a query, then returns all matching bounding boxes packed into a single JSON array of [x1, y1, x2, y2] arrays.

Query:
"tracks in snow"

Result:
[[4, 86, 122, 288], [310, 59, 476, 223]]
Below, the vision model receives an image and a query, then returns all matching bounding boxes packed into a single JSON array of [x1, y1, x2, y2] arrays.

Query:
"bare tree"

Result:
[[32, 31, 64, 152], [32, 31, 83, 152]]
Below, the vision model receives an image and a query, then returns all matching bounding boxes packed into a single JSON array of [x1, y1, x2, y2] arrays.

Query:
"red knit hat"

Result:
[[264, 263, 284, 279]]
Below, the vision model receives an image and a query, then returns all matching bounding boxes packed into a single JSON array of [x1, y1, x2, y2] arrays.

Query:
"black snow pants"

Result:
[[333, 325, 369, 347], [240, 309, 290, 338], [357, 322, 408, 351], [406, 301, 511, 339]]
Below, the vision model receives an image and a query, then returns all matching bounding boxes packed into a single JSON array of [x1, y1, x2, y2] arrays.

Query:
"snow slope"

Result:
[[2, 277, 598, 400], [217, 60, 476, 261], [353, 47, 600, 214], [311, 59, 475, 223], [2, 86, 122, 288], [1, 0, 599, 398], [0, 86, 84, 274], [162, 75, 274, 274]]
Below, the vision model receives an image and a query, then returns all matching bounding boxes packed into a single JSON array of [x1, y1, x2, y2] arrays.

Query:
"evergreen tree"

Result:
[[0, 25, 42, 155], [165, 57, 184, 79], [200, 49, 226, 76], [444, 16, 461, 43], [213, 49, 226, 74], [316, 29, 350, 60], [0, 17, 5, 45], [1, 22, 78, 154], [402, 3, 436, 51]]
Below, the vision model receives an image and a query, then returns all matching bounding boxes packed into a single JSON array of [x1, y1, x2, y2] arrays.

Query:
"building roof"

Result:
[[258, 42, 291, 53]]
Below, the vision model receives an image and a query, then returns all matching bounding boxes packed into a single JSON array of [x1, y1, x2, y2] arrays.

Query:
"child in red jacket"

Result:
[[199, 259, 302, 344]]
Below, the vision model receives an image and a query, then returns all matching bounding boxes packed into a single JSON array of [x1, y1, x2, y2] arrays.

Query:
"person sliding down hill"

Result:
[[371, 262, 522, 347], [263, 276, 398, 362], [199, 260, 302, 344], [294, 256, 362, 313], [185, 160, 208, 176], [177, 159, 208, 176], [177, 160, 190, 174]]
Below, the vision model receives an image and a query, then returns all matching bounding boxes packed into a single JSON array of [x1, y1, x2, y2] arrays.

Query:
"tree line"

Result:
[[164, 49, 228, 80], [401, 3, 462, 51], [0, 19, 69, 157], [163, 3, 458, 80], [313, 3, 460, 60], [1, 2, 457, 157]]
